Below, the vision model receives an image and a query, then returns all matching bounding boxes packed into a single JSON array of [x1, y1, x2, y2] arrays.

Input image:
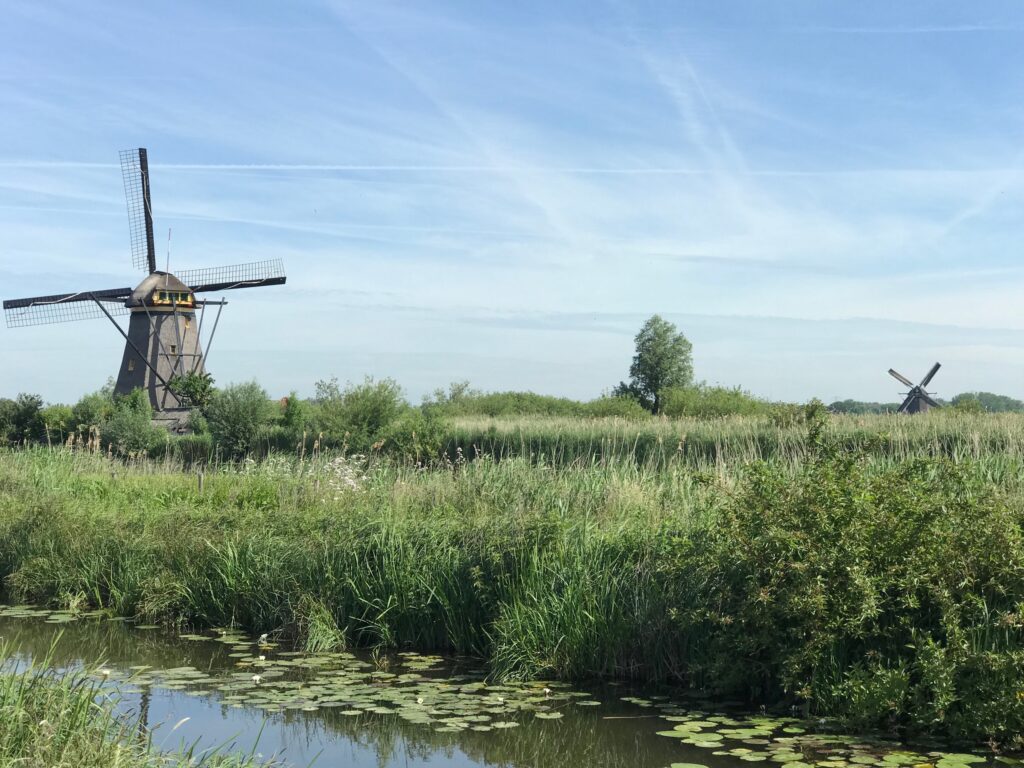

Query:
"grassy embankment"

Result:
[[2, 411, 1024, 743], [0, 645, 261, 767]]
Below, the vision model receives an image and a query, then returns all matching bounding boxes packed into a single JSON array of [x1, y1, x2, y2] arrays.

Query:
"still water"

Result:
[[0, 606, 999, 768]]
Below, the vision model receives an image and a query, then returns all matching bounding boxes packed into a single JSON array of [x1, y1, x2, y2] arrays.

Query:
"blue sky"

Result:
[[2, 1, 1024, 404]]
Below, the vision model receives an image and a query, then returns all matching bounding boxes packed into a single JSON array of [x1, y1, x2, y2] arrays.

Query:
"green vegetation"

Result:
[[0, 644, 261, 767], [3, 409, 1024, 743]]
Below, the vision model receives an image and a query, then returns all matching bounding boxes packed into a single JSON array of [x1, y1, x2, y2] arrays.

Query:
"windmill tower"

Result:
[[888, 362, 941, 414], [3, 148, 286, 418]]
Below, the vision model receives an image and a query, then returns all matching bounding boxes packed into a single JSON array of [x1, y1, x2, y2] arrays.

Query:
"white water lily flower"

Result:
[[258, 655, 266, 661], [98, 668, 112, 676], [251, 674, 263, 684]]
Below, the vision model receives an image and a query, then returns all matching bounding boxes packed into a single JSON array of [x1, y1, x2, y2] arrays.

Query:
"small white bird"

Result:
[[543, 687, 552, 697], [257, 633, 269, 645]]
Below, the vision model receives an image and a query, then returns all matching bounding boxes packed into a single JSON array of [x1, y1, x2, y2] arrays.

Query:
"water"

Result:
[[0, 607, 1000, 768]]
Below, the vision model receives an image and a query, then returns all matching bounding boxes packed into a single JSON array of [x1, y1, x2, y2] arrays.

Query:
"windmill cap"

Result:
[[128, 271, 193, 307]]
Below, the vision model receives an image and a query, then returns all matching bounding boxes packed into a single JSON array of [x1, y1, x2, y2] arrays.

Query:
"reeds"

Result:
[[0, 640, 265, 766]]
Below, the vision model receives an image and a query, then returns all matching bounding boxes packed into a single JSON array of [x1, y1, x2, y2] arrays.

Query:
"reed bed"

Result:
[[2, 412, 1024, 742], [442, 410, 1024, 468]]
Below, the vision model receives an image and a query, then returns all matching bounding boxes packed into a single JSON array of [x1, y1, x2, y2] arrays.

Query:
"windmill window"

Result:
[[127, 359, 136, 372], [170, 344, 177, 354]]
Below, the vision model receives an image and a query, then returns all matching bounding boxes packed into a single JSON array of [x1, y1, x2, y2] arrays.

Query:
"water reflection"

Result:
[[0, 613, 691, 768]]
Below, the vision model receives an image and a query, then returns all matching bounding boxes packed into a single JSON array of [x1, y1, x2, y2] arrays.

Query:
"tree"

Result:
[[206, 381, 274, 458], [167, 371, 215, 409], [615, 315, 693, 414]]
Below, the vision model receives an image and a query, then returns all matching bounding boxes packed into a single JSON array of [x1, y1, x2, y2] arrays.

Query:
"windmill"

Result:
[[2, 148, 286, 419], [888, 362, 941, 414]]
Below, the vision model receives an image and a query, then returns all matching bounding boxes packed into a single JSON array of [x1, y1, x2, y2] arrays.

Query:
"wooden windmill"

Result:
[[888, 362, 941, 414], [2, 148, 286, 415]]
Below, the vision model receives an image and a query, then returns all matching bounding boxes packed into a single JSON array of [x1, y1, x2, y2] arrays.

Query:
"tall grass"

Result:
[[0, 641, 264, 767], [2, 412, 1024, 743]]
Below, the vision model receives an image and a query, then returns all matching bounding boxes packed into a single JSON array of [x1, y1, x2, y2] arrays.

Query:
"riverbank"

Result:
[[2, 432, 1024, 745]]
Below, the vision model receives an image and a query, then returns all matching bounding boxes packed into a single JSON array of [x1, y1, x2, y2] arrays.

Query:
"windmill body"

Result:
[[115, 272, 205, 410], [2, 148, 286, 418]]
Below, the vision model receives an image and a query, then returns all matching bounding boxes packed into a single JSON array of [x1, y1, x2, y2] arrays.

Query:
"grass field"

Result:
[[2, 411, 1024, 743]]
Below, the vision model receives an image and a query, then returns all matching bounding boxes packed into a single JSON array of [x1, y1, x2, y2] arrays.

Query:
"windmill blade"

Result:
[[920, 361, 941, 388], [3, 287, 132, 328], [897, 393, 915, 413], [888, 368, 915, 388], [120, 148, 157, 274], [179, 259, 286, 294], [920, 392, 941, 409]]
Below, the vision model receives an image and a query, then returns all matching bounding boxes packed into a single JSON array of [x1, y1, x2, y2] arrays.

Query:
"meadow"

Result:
[[2, 410, 1024, 745]]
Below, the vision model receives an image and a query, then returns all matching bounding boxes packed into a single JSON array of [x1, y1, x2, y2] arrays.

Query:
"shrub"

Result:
[[581, 395, 649, 420], [166, 371, 215, 409], [676, 430, 1024, 740], [661, 384, 769, 419], [40, 405, 73, 444], [378, 407, 447, 462], [314, 377, 406, 451], [70, 384, 115, 435], [100, 391, 164, 456], [431, 390, 584, 418], [206, 381, 274, 458]]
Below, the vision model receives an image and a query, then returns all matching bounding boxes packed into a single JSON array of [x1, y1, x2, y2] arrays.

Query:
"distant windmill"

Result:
[[888, 362, 942, 414], [2, 148, 286, 416]]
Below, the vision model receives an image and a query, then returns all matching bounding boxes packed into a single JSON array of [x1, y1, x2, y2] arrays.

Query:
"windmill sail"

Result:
[[178, 259, 286, 293], [3, 288, 132, 327], [120, 148, 157, 274]]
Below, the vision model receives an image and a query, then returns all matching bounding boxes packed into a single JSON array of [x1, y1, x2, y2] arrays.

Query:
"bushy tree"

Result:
[[314, 376, 406, 451], [1, 393, 47, 444], [167, 371, 215, 409], [100, 389, 164, 456], [281, 390, 311, 438], [41, 404, 73, 444], [615, 315, 693, 414], [71, 384, 116, 435], [205, 381, 274, 458], [951, 391, 1024, 413]]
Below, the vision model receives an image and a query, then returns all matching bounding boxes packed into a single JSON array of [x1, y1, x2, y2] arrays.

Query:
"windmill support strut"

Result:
[[90, 295, 179, 403]]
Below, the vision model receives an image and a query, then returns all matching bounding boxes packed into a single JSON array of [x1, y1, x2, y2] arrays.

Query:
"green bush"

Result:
[[313, 376, 407, 451], [581, 395, 649, 420], [70, 384, 115, 435], [40, 404, 73, 444], [379, 407, 448, 461], [432, 390, 584, 418], [661, 384, 769, 419], [1, 393, 46, 444], [99, 391, 164, 456], [676, 431, 1024, 740], [206, 381, 274, 458]]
